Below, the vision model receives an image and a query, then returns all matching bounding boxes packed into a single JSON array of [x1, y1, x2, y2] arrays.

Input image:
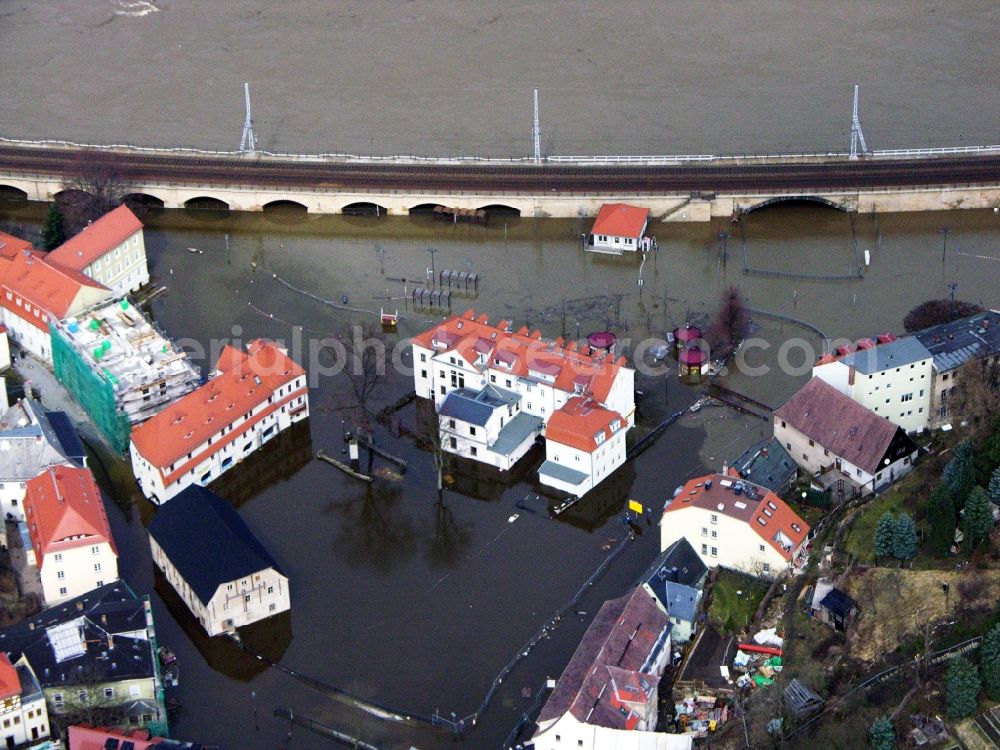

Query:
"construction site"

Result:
[[50, 297, 200, 452]]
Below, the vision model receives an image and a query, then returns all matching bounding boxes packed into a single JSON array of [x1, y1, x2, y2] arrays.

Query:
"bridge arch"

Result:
[[744, 196, 846, 213], [342, 201, 388, 216], [123, 192, 165, 209], [407, 203, 440, 215], [263, 199, 308, 212], [0, 185, 28, 201], [184, 196, 230, 211], [477, 204, 521, 217]]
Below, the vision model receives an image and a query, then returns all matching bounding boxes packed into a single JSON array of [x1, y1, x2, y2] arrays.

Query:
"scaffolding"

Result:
[[50, 297, 200, 452]]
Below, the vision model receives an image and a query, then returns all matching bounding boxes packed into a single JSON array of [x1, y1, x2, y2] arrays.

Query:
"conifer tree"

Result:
[[869, 716, 896, 750], [963, 486, 994, 549], [946, 656, 980, 719], [41, 202, 66, 251], [925, 487, 956, 558], [873, 512, 896, 563], [892, 513, 917, 560]]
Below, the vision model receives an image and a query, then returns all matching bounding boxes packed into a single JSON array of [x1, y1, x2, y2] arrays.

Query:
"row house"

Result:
[[0, 653, 49, 749], [411, 310, 634, 497], [130, 339, 309, 504], [0, 582, 168, 735], [148, 485, 290, 636], [660, 471, 810, 578], [813, 335, 933, 433], [23, 466, 119, 605], [46, 204, 149, 296], [639, 538, 708, 644], [912, 310, 1000, 428], [0, 232, 111, 362], [774, 377, 919, 496], [532, 586, 690, 750], [0, 398, 86, 549]]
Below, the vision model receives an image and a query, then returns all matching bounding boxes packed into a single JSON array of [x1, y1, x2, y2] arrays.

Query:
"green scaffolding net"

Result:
[[50, 323, 132, 453]]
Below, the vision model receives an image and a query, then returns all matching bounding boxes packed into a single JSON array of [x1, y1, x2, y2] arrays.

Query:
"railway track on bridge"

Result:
[[1, 145, 999, 194]]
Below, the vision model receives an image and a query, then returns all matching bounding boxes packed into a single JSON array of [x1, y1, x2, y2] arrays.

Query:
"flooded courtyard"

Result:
[[1, 198, 999, 748]]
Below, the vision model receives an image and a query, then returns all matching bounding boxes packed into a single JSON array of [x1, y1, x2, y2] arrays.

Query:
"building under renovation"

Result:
[[51, 297, 200, 451]]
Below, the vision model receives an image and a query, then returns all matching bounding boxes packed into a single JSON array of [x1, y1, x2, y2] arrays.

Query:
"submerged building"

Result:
[[50, 297, 200, 452]]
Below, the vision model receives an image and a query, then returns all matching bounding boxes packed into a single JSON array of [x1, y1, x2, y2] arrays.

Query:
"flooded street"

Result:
[[1, 2, 998, 156], [2, 198, 999, 748]]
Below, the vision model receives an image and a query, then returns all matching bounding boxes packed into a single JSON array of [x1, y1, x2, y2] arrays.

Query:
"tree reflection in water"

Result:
[[424, 499, 473, 569], [327, 480, 418, 571]]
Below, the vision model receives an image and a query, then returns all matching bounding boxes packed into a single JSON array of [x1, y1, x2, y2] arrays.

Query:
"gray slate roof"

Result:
[[491, 412, 542, 455], [639, 537, 708, 592], [148, 485, 284, 606], [838, 337, 931, 374], [538, 460, 588, 485], [664, 581, 700, 623], [0, 399, 78, 481], [439, 385, 519, 427], [0, 582, 155, 690], [912, 310, 1000, 373], [732, 437, 797, 494]]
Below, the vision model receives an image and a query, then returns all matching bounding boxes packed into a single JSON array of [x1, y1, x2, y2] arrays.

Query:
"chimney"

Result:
[[76, 601, 83, 611], [101, 614, 107, 625], [848, 366, 855, 386], [28, 622, 35, 631], [107, 635, 115, 650]]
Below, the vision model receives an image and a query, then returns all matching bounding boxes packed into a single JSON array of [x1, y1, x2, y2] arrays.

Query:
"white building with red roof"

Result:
[[661, 472, 810, 578], [0, 232, 112, 361], [589, 203, 650, 255], [411, 310, 634, 497], [47, 204, 149, 295], [23, 466, 119, 605], [129, 339, 309, 504], [0, 652, 49, 748]]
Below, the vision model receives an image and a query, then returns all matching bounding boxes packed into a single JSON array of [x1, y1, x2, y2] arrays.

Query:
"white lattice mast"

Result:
[[239, 82, 257, 157], [849, 84, 869, 160], [533, 88, 541, 164]]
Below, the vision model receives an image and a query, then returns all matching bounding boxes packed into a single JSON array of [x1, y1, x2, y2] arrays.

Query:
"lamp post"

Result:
[[427, 247, 437, 285], [940, 227, 951, 263], [718, 231, 730, 267]]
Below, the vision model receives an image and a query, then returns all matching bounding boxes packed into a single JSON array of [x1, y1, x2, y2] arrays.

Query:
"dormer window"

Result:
[[757, 517, 767, 526], [594, 431, 606, 445]]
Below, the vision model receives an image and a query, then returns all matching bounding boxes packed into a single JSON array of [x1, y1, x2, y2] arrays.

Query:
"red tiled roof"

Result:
[[591, 203, 650, 239], [410, 310, 627, 402], [774, 377, 901, 475], [23, 466, 116, 560], [47, 205, 143, 270], [130, 339, 305, 472], [664, 473, 809, 561], [544, 397, 624, 453], [0, 653, 18, 701], [68, 725, 157, 750], [0, 234, 109, 329], [538, 587, 668, 729]]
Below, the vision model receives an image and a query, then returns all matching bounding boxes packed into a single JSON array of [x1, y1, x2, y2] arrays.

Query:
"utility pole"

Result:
[[849, 84, 869, 160], [718, 231, 730, 267], [940, 226, 951, 263], [239, 82, 257, 157], [427, 247, 437, 285], [533, 89, 541, 164]]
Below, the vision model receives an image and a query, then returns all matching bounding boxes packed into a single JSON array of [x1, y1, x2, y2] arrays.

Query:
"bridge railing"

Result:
[[3, 135, 1000, 167]]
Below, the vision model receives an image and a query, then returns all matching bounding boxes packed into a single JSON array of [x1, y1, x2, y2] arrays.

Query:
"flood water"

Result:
[[1, 2, 998, 155], [1, 197, 999, 748]]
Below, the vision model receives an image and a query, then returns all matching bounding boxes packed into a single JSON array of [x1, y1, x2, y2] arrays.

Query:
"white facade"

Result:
[[813, 353, 933, 433], [78, 231, 149, 295], [532, 713, 692, 750], [439, 391, 540, 470], [0, 665, 48, 749], [150, 537, 290, 637], [130, 374, 309, 504], [660, 505, 796, 578], [0, 310, 52, 362], [773, 418, 916, 494], [540, 422, 627, 497], [37, 540, 118, 606]]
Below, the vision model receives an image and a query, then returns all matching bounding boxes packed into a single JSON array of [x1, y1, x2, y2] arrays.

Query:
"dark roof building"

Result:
[[438, 385, 518, 426], [912, 310, 1000, 374], [148, 486, 283, 607], [639, 537, 708, 592], [731, 437, 797, 494], [148, 485, 290, 637]]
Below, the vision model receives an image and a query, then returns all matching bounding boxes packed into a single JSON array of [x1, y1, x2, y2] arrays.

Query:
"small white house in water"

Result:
[[589, 203, 650, 255]]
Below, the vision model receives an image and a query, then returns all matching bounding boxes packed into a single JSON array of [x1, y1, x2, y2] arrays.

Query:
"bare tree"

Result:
[[60, 151, 130, 233], [706, 284, 751, 360], [419, 409, 454, 503], [337, 321, 386, 431], [952, 357, 1000, 432]]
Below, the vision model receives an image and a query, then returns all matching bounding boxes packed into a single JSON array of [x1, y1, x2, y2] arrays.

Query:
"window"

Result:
[[449, 437, 457, 449], [710, 514, 718, 524], [901, 393, 913, 402], [420, 353, 426, 362], [245, 594, 251, 603], [469, 426, 476, 436], [59, 587, 67, 596], [759, 544, 765, 552], [53, 693, 63, 707], [448, 418, 456, 429], [57, 570, 65, 580], [104, 687, 115, 699], [129, 685, 141, 698], [77, 690, 87, 702], [54, 553, 63, 562], [701, 527, 707, 536], [710, 547, 718, 557], [470, 446, 478, 456], [711, 530, 717, 539], [421, 370, 427, 379], [267, 586, 274, 594], [269, 603, 277, 612], [808, 439, 814, 447], [701, 544, 708, 554], [94, 563, 102, 572], [762, 563, 771, 574]]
